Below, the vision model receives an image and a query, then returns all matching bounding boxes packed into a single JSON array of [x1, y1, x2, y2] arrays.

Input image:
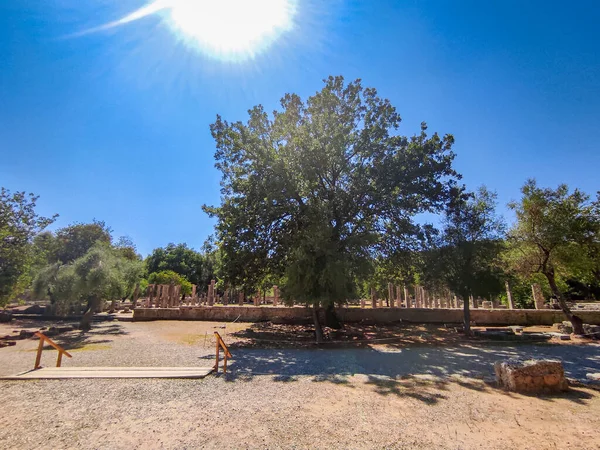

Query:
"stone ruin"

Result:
[[494, 359, 569, 394]]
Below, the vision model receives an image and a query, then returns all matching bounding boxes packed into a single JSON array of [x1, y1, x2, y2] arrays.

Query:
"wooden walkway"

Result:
[[1, 366, 214, 380]]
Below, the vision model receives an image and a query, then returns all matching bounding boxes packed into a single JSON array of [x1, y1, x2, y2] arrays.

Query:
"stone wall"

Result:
[[132, 306, 600, 326]]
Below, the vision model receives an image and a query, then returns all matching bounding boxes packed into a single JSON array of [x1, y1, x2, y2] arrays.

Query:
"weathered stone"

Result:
[[482, 301, 493, 309], [505, 281, 515, 309], [0, 311, 13, 323], [558, 321, 574, 334], [494, 359, 568, 394], [583, 324, 600, 336], [19, 330, 35, 338], [532, 283, 545, 309], [586, 373, 600, 381]]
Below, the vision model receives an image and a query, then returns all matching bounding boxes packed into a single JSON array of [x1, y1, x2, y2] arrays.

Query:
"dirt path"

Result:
[[1, 320, 599, 449]]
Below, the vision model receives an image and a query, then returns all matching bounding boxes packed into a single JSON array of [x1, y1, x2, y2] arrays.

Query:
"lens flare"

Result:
[[168, 0, 296, 60], [81, 0, 297, 62]]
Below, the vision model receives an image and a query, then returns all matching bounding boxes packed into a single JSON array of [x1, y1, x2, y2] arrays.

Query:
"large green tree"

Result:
[[0, 188, 57, 307], [204, 76, 459, 341], [506, 180, 599, 335], [145, 243, 211, 288], [424, 187, 505, 334], [52, 220, 112, 264], [34, 244, 144, 330]]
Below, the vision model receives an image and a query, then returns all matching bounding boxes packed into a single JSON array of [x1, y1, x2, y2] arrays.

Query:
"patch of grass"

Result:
[[70, 343, 112, 352], [177, 334, 209, 345]]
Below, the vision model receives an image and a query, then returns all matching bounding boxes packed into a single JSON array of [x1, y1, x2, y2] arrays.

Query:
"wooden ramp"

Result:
[[2, 366, 214, 380]]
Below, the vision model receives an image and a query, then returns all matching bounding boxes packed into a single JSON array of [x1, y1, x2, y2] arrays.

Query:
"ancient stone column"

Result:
[[273, 285, 279, 306], [146, 284, 154, 308], [470, 295, 478, 309], [253, 294, 259, 306], [191, 285, 197, 306], [388, 283, 394, 308], [223, 290, 229, 306], [360, 298, 366, 308], [453, 296, 458, 308], [208, 280, 215, 306], [532, 283, 545, 309], [169, 284, 176, 307], [395, 285, 402, 308], [505, 281, 515, 309], [238, 292, 244, 306], [371, 287, 377, 308], [404, 286, 410, 308]]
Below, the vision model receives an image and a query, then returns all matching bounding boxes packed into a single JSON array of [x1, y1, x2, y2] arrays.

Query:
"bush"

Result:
[[147, 270, 192, 295]]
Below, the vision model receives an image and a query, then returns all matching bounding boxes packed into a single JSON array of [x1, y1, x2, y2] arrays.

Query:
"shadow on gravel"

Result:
[[222, 344, 600, 405], [51, 323, 128, 351]]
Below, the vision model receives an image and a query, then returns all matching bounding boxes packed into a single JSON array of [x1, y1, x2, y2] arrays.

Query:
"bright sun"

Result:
[[167, 0, 296, 60]]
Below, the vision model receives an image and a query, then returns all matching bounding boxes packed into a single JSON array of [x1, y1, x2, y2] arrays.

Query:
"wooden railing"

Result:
[[214, 332, 232, 374], [34, 332, 72, 370]]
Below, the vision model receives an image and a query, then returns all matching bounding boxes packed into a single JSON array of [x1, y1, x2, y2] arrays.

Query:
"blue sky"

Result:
[[1, 0, 599, 256]]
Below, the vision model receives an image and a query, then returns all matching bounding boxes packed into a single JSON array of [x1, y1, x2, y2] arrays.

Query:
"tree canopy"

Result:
[[204, 76, 459, 328], [34, 244, 143, 330], [506, 180, 600, 334], [0, 188, 57, 307], [424, 187, 506, 333], [145, 243, 212, 288]]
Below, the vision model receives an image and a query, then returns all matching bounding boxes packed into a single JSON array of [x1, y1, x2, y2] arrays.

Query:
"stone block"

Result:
[[558, 321, 574, 334], [0, 311, 13, 323], [494, 359, 568, 394]]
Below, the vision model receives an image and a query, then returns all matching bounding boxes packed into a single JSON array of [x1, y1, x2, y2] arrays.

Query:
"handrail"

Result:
[[213, 332, 232, 374], [34, 332, 72, 370]]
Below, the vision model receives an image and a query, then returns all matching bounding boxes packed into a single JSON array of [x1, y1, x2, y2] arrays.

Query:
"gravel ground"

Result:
[[1, 320, 599, 449]]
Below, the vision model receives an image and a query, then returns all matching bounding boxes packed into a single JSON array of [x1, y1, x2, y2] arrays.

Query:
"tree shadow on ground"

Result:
[[219, 344, 600, 405], [230, 323, 466, 348], [48, 323, 128, 351]]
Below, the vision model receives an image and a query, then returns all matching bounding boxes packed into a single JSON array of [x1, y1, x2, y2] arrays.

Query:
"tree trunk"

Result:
[[312, 305, 324, 344], [324, 303, 342, 329], [79, 297, 100, 331], [544, 270, 584, 335], [463, 295, 471, 336]]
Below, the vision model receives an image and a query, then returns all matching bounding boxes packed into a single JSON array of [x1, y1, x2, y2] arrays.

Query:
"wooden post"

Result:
[[505, 281, 515, 309], [57, 352, 63, 367], [34, 337, 44, 369], [215, 338, 220, 373]]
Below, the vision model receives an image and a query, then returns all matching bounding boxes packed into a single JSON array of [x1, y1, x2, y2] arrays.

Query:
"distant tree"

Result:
[[204, 76, 459, 341], [34, 244, 143, 330], [506, 180, 599, 335], [145, 243, 206, 287], [425, 187, 505, 334], [147, 270, 192, 295], [114, 236, 140, 261], [0, 188, 57, 307], [53, 220, 112, 264]]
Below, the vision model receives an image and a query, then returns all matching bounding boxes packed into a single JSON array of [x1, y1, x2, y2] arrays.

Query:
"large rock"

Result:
[[0, 311, 12, 323], [494, 359, 569, 394]]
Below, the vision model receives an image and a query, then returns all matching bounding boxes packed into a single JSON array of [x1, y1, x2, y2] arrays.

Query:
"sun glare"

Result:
[[167, 0, 296, 60]]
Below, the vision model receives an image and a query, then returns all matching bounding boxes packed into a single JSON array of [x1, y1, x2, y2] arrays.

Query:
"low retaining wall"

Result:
[[132, 306, 600, 326]]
